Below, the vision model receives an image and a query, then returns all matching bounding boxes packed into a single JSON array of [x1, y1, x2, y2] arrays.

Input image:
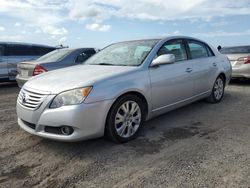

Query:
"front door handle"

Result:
[[186, 68, 193, 73]]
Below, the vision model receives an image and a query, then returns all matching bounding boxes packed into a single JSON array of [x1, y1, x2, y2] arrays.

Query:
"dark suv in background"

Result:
[[0, 42, 57, 82]]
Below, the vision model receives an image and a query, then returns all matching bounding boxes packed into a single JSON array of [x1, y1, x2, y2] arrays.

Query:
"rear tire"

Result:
[[105, 94, 145, 143], [206, 75, 225, 103]]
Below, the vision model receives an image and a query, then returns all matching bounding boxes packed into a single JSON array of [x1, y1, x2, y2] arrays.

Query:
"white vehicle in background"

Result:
[[220, 46, 250, 79]]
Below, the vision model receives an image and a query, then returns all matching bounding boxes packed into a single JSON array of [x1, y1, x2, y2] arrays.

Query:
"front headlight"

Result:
[[50, 87, 92, 108]]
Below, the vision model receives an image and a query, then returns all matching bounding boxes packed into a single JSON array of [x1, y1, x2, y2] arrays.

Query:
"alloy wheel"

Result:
[[214, 77, 224, 100], [115, 101, 141, 138]]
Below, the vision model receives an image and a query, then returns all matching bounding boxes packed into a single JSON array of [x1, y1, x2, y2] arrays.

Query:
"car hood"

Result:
[[24, 65, 137, 94]]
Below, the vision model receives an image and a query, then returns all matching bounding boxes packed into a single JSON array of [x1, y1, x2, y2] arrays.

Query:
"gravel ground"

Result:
[[0, 80, 250, 188]]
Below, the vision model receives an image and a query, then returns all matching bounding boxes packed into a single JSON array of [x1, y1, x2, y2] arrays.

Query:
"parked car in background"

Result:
[[17, 36, 231, 143], [220, 46, 250, 79], [0, 42, 57, 82], [16, 48, 99, 87]]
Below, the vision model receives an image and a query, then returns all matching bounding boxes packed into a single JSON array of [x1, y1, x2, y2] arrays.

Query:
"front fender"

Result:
[[84, 69, 152, 113]]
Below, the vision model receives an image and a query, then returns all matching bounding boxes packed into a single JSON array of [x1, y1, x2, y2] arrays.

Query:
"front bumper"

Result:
[[17, 96, 114, 142], [232, 64, 250, 78]]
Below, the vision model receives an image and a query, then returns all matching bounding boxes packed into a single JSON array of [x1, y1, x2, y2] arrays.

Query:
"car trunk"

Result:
[[17, 62, 37, 78], [225, 53, 250, 67]]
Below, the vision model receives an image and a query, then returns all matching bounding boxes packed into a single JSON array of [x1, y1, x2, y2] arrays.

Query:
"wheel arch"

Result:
[[107, 90, 150, 122], [218, 72, 226, 85], [104, 90, 150, 142]]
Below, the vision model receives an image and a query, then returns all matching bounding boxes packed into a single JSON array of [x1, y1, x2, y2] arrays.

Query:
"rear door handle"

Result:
[[186, 68, 193, 73], [212, 62, 217, 67]]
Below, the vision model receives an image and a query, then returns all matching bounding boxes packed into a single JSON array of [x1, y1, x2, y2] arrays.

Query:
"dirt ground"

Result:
[[0, 80, 250, 188]]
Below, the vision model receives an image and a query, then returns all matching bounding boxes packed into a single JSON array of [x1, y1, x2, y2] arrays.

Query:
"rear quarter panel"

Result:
[[216, 53, 232, 85], [209, 45, 232, 85]]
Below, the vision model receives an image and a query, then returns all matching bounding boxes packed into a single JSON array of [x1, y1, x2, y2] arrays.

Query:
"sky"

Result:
[[0, 0, 250, 49]]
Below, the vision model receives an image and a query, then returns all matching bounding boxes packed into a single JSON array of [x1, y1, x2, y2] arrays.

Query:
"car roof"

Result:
[[107, 36, 217, 55], [69, 47, 96, 50], [112, 36, 209, 44], [54, 48, 97, 52], [0, 41, 55, 48]]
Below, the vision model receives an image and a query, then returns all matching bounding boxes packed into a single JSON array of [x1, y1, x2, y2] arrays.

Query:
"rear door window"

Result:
[[6, 45, 36, 56], [187, 40, 209, 59], [206, 46, 215, 57], [84, 49, 96, 57], [75, 49, 98, 63], [75, 52, 89, 63]]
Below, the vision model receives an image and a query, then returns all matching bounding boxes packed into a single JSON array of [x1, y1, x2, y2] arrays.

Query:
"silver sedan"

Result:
[[16, 36, 232, 143], [220, 46, 250, 79], [16, 48, 98, 87]]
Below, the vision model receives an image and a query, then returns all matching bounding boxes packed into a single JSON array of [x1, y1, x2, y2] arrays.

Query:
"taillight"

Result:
[[32, 65, 47, 76], [238, 56, 250, 64]]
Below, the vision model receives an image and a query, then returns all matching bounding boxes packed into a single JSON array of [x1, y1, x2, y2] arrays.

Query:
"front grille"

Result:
[[18, 88, 48, 110]]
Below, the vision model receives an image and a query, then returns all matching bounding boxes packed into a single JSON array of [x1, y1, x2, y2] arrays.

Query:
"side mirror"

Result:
[[151, 54, 175, 67]]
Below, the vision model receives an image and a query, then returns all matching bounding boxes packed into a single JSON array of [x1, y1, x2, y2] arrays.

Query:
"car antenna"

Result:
[[56, 44, 69, 49]]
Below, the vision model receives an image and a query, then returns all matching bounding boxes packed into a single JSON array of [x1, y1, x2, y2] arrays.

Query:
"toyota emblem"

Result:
[[22, 93, 28, 104]]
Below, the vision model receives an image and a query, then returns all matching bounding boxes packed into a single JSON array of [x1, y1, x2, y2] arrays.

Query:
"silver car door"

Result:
[[187, 40, 218, 94], [0, 45, 8, 79], [149, 39, 195, 111]]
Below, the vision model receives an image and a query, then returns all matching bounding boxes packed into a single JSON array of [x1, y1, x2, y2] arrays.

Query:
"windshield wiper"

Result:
[[89, 63, 136, 66], [91, 63, 115, 66]]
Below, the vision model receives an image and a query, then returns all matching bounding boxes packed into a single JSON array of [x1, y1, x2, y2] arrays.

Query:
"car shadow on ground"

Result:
[[36, 95, 229, 157], [0, 82, 18, 88], [7, 79, 240, 157], [0, 82, 19, 95], [229, 79, 250, 86]]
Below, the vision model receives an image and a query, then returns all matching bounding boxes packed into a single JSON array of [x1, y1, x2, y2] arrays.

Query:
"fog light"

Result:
[[61, 126, 74, 135]]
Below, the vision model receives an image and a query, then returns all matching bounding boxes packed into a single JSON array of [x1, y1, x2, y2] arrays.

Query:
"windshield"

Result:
[[220, 46, 250, 54], [85, 40, 159, 66], [36, 49, 72, 62]]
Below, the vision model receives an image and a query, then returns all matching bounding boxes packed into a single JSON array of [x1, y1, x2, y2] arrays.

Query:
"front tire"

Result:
[[206, 75, 225, 103], [105, 94, 145, 143]]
